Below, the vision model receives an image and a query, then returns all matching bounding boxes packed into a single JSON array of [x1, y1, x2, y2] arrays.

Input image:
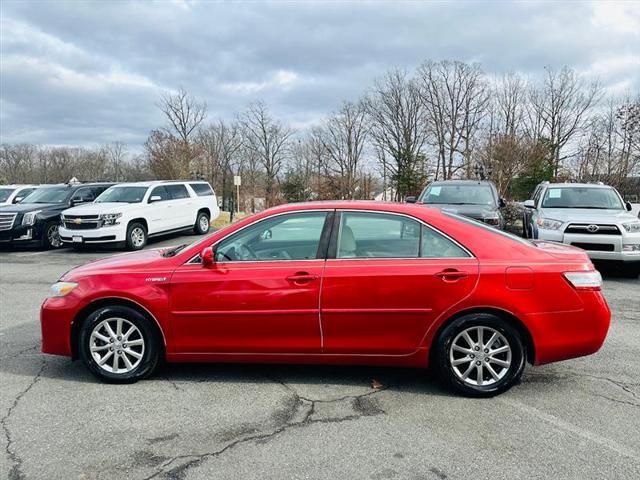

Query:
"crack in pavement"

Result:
[[1, 356, 46, 480], [143, 379, 387, 480]]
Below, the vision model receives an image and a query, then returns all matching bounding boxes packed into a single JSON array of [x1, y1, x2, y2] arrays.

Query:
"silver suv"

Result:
[[523, 182, 640, 272]]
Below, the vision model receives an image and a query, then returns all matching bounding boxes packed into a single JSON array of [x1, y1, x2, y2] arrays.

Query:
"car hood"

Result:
[[63, 249, 167, 279], [0, 202, 67, 214], [62, 202, 138, 215], [425, 203, 498, 218], [540, 208, 636, 224]]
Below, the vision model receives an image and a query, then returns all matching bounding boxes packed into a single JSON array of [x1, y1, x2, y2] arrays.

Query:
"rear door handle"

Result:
[[287, 272, 319, 285], [435, 269, 468, 282]]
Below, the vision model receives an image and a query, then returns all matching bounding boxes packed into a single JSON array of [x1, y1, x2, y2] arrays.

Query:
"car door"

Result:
[[165, 184, 193, 229], [320, 210, 479, 355], [147, 185, 172, 234], [169, 210, 333, 353]]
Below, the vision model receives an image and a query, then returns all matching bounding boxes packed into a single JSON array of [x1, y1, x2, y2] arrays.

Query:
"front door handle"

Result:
[[435, 269, 468, 282], [287, 272, 319, 285]]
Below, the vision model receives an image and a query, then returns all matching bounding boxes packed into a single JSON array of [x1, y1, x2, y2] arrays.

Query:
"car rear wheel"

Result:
[[43, 221, 63, 249], [126, 222, 147, 250], [194, 211, 210, 235], [79, 305, 160, 383], [433, 313, 525, 397]]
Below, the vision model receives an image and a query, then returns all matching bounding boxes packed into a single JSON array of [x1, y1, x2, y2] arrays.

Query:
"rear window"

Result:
[[166, 184, 189, 199], [189, 183, 214, 196], [444, 212, 532, 246]]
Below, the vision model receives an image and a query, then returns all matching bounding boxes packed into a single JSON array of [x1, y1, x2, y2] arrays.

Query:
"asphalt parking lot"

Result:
[[1, 233, 639, 480]]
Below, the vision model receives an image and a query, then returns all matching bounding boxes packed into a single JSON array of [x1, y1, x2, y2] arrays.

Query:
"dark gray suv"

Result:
[[407, 180, 506, 229]]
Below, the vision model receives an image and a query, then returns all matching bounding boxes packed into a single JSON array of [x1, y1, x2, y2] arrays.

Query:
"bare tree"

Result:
[[418, 60, 490, 180], [158, 87, 207, 143], [528, 66, 602, 177], [240, 102, 294, 207], [197, 120, 243, 209], [365, 69, 429, 199], [316, 100, 370, 199], [102, 142, 128, 182]]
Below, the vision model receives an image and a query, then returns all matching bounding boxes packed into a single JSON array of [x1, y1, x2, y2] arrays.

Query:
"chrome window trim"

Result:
[[184, 209, 335, 265], [331, 209, 474, 260]]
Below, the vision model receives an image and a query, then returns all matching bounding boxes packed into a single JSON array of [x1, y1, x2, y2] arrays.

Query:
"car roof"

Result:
[[428, 180, 495, 186], [110, 180, 208, 187], [0, 184, 37, 188], [543, 182, 613, 189], [261, 200, 445, 218]]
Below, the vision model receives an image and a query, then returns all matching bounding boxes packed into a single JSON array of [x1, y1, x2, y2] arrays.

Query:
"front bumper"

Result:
[[537, 229, 640, 263], [59, 225, 125, 244], [41, 296, 76, 357], [0, 223, 44, 245]]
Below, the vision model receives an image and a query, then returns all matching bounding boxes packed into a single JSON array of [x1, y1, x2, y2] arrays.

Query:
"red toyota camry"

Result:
[[40, 202, 611, 396]]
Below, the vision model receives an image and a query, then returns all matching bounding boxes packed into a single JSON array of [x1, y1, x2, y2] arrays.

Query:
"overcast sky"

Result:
[[1, 0, 639, 151]]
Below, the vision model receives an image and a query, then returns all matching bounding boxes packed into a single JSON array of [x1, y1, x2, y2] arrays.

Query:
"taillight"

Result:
[[563, 271, 603, 291]]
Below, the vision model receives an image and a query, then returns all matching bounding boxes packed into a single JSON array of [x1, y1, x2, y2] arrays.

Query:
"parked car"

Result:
[[59, 180, 219, 250], [0, 182, 113, 248], [408, 180, 506, 229], [41, 201, 610, 396], [0, 184, 38, 206], [522, 182, 640, 276]]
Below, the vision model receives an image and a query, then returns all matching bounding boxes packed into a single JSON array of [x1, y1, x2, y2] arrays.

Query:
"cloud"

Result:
[[1, 0, 639, 150]]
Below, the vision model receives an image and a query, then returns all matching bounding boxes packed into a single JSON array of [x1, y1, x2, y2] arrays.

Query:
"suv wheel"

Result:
[[43, 221, 63, 249], [79, 305, 160, 383], [126, 222, 147, 251], [194, 211, 210, 235], [433, 313, 525, 397]]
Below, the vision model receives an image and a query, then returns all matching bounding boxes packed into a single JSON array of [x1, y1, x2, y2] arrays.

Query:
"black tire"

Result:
[[42, 221, 63, 249], [126, 222, 147, 251], [432, 313, 526, 397], [194, 210, 210, 235], [622, 264, 640, 279], [79, 305, 160, 383]]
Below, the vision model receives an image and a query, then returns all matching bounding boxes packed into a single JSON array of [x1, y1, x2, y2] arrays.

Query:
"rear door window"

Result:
[[166, 184, 189, 199]]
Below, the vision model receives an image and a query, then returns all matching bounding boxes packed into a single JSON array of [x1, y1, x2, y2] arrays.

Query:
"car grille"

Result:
[[63, 214, 101, 230], [571, 242, 615, 252], [0, 213, 17, 231], [565, 224, 621, 235]]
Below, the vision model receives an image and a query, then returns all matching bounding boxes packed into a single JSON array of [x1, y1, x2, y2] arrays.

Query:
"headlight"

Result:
[[622, 221, 640, 233], [99, 213, 122, 226], [536, 217, 563, 230], [22, 210, 41, 226], [48, 282, 78, 298]]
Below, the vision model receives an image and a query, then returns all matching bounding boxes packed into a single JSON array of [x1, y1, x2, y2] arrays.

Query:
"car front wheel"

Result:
[[126, 222, 147, 250], [79, 305, 160, 383], [433, 313, 526, 397], [43, 221, 63, 249]]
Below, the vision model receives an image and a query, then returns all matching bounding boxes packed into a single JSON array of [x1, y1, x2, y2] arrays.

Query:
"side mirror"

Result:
[[499, 198, 506, 208], [625, 201, 632, 212], [405, 196, 416, 204], [201, 246, 215, 266], [149, 195, 162, 203], [13, 197, 24, 204], [71, 197, 83, 206], [523, 199, 535, 209]]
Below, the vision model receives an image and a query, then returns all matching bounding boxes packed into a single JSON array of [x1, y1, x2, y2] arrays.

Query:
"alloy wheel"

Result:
[[89, 317, 145, 374], [199, 215, 209, 232], [48, 224, 62, 247], [131, 227, 145, 247], [449, 326, 512, 387]]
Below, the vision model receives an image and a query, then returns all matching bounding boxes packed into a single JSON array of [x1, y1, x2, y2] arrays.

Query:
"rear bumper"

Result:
[[527, 291, 611, 365]]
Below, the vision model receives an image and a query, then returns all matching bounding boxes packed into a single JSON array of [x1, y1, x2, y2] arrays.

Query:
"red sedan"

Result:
[[41, 202, 610, 396]]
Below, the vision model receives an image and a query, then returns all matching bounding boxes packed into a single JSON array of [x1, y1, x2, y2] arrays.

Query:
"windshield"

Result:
[[20, 186, 70, 204], [541, 187, 624, 209], [420, 184, 496, 206], [0, 188, 15, 202], [96, 186, 148, 203]]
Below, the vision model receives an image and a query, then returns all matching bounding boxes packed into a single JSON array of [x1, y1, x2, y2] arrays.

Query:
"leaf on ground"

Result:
[[371, 379, 383, 390]]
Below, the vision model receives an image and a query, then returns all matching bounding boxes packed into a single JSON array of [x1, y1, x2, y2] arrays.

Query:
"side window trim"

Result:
[[327, 209, 474, 260], [185, 209, 335, 265]]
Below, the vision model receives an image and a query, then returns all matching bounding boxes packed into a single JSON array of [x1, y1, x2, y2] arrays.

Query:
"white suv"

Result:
[[523, 182, 640, 275], [59, 181, 220, 250]]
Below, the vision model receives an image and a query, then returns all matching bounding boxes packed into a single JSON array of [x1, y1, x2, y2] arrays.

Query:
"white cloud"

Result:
[[221, 70, 300, 95]]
